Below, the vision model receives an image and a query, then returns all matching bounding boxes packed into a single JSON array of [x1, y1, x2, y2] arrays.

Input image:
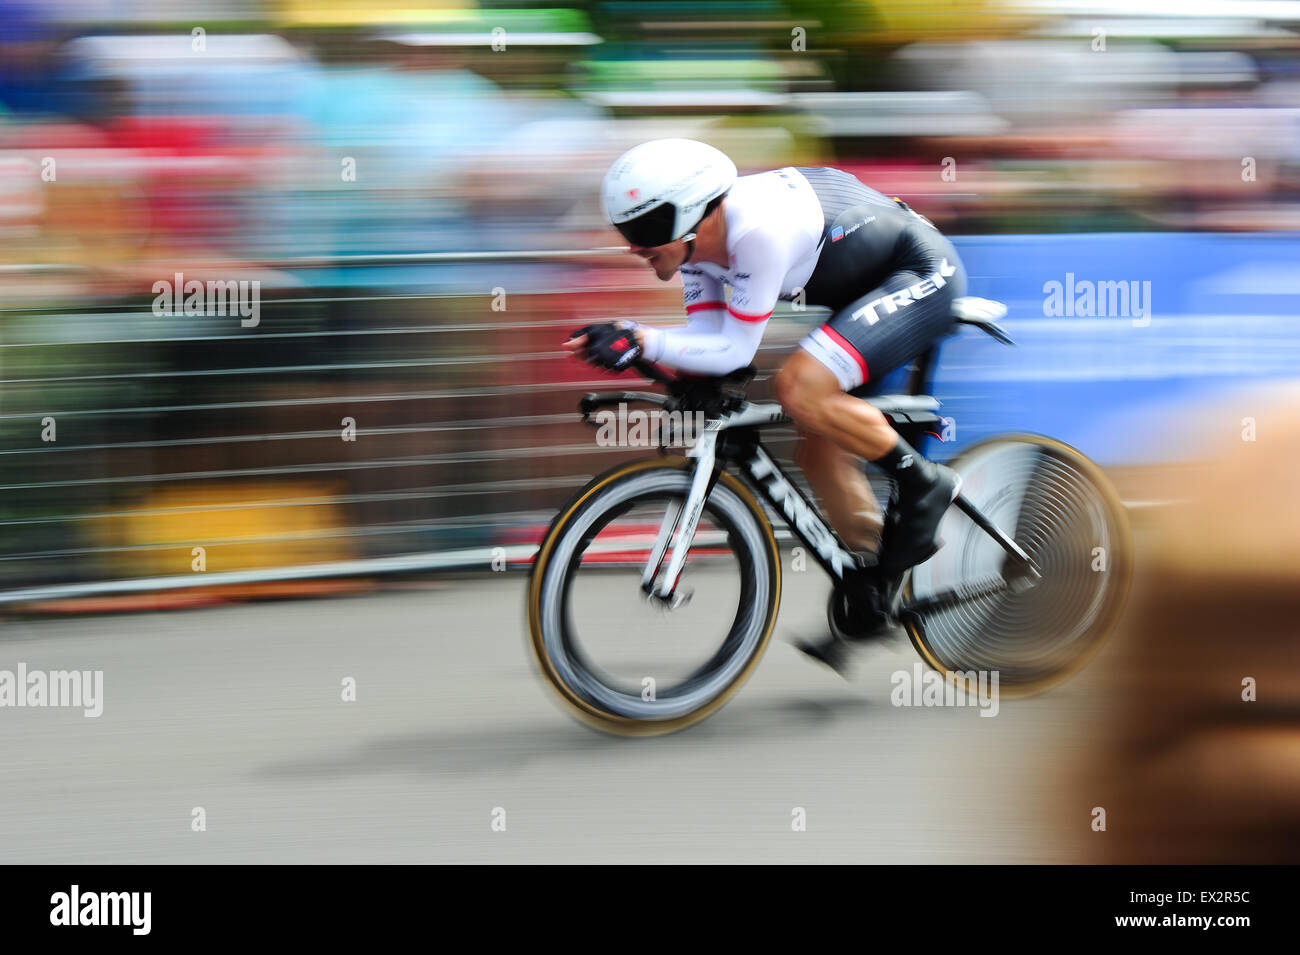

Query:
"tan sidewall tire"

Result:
[[905, 434, 1132, 699], [527, 457, 782, 736]]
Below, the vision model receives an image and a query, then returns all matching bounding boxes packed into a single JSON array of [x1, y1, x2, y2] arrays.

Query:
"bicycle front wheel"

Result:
[[904, 434, 1132, 696], [527, 457, 781, 736]]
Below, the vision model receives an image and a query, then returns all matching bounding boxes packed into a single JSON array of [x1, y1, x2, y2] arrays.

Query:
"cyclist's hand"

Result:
[[565, 323, 642, 373], [562, 324, 602, 362]]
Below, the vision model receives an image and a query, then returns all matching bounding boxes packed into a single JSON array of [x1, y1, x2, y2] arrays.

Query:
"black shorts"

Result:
[[798, 202, 967, 394]]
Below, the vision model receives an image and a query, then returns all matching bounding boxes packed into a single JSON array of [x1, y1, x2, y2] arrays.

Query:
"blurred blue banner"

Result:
[[926, 232, 1300, 465]]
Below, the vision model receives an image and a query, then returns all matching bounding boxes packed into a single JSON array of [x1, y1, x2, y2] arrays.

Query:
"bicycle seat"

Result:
[[865, 394, 941, 416], [951, 297, 1013, 345]]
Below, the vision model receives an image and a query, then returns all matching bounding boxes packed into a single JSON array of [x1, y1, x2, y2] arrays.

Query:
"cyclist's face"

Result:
[[627, 239, 688, 281]]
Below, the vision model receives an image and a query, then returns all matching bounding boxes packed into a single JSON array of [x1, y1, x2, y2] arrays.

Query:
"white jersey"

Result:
[[637, 167, 878, 375]]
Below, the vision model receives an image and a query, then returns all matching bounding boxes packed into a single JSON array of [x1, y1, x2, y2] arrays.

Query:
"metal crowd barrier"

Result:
[[0, 250, 810, 605]]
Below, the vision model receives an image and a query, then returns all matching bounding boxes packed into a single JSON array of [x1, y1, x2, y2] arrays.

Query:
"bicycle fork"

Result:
[[641, 430, 721, 608]]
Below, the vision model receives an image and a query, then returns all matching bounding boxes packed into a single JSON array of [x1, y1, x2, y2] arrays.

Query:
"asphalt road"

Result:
[[0, 568, 1117, 863]]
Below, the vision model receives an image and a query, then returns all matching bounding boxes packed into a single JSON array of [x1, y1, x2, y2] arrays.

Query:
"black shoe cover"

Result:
[[880, 465, 961, 573]]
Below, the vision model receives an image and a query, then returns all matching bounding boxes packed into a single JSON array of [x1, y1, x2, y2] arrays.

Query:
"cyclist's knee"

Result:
[[776, 352, 839, 432]]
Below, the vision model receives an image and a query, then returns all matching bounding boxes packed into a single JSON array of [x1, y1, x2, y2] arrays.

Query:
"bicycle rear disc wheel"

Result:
[[904, 434, 1131, 696], [527, 458, 781, 736]]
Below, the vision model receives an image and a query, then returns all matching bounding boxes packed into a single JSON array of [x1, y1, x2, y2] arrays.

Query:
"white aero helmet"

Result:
[[601, 139, 737, 248]]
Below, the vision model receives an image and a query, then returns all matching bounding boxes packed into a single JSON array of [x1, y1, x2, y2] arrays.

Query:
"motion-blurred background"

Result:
[[1, 0, 1298, 863]]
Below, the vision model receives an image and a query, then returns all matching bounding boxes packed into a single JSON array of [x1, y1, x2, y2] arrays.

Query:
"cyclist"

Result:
[[565, 139, 966, 665]]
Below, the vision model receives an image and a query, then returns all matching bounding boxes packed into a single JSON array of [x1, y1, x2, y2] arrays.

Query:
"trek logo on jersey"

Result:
[[849, 258, 957, 326]]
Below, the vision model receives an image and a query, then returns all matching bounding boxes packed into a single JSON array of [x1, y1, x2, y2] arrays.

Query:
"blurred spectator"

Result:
[[1081, 383, 1300, 863]]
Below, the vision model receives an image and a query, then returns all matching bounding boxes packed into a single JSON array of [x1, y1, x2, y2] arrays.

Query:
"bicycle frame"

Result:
[[645, 405, 1038, 611]]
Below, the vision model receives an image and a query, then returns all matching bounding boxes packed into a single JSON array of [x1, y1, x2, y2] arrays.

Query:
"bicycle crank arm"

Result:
[[904, 574, 1011, 617]]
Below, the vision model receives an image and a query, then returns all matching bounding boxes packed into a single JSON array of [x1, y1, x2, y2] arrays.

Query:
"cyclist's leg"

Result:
[[795, 430, 884, 556], [781, 356, 897, 668], [778, 251, 966, 573], [779, 356, 896, 668]]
